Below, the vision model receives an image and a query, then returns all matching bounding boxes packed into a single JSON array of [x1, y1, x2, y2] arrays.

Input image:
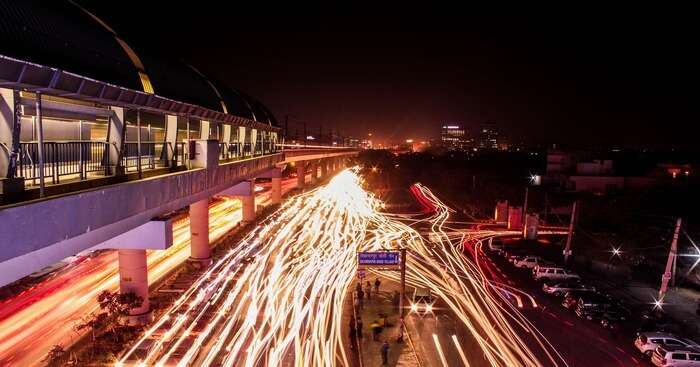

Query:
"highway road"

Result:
[[397, 184, 647, 367]]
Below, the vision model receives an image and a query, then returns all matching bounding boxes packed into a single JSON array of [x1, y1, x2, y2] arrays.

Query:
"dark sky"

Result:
[[87, 4, 698, 148]]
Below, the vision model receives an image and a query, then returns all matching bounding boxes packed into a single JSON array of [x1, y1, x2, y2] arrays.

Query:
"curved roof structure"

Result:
[[0, 0, 276, 126]]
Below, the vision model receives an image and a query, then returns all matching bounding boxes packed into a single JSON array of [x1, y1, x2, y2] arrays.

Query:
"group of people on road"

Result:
[[350, 277, 391, 365]]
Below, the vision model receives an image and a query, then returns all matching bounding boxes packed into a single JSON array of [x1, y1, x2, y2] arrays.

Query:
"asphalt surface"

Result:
[[404, 237, 651, 367]]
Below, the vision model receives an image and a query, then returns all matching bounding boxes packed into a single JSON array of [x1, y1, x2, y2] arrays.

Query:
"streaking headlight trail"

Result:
[[118, 171, 563, 367]]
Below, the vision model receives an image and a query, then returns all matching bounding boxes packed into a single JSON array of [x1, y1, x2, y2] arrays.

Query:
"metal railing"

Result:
[[219, 142, 241, 161], [18, 141, 112, 184], [10, 139, 280, 189], [122, 141, 188, 171], [218, 141, 278, 161], [277, 143, 353, 150], [173, 142, 186, 166]]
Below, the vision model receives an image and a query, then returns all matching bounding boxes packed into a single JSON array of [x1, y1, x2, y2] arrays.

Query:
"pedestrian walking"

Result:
[[355, 281, 363, 294], [380, 340, 390, 366], [357, 318, 363, 339], [370, 321, 381, 341], [365, 281, 372, 300], [358, 287, 365, 301], [374, 277, 381, 293], [349, 323, 357, 350], [354, 292, 362, 311]]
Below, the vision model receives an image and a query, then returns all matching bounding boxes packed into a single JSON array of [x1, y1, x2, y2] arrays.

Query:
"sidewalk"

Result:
[[347, 276, 421, 367]]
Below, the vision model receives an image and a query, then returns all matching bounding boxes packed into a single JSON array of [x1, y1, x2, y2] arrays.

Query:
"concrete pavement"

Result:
[[347, 276, 420, 367]]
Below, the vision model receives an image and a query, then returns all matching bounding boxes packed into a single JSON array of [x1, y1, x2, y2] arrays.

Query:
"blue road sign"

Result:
[[358, 251, 400, 266]]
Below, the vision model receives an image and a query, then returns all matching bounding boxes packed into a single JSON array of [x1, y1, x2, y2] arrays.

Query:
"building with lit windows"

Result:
[[478, 123, 500, 150], [440, 124, 471, 150]]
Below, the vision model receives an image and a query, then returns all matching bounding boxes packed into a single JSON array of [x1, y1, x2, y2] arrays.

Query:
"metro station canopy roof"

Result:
[[0, 0, 277, 126]]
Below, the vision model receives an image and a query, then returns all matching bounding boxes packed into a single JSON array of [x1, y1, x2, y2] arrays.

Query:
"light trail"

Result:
[[389, 183, 568, 366], [117, 172, 566, 367], [0, 178, 299, 366]]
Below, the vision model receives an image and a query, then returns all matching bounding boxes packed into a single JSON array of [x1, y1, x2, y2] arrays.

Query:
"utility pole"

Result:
[[660, 218, 682, 300], [564, 201, 577, 266], [544, 192, 549, 224], [522, 186, 529, 232], [399, 248, 406, 318], [284, 115, 289, 141]]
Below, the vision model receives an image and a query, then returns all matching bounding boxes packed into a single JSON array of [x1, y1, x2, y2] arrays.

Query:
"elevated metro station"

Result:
[[0, 1, 359, 315]]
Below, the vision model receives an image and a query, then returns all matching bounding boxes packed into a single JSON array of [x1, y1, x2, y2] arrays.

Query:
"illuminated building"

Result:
[[440, 124, 471, 150]]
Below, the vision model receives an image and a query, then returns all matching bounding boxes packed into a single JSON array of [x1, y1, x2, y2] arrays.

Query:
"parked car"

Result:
[[651, 345, 700, 366], [635, 332, 700, 358], [501, 245, 528, 258], [562, 290, 597, 309], [513, 256, 548, 269], [542, 282, 594, 296], [508, 254, 527, 264], [600, 305, 631, 328], [410, 287, 435, 315], [575, 293, 614, 320], [533, 267, 581, 283]]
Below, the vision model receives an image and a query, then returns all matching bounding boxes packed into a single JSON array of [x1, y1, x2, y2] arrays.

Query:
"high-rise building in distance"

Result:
[[441, 124, 471, 150]]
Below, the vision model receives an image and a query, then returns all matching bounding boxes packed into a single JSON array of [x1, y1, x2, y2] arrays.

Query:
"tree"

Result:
[[75, 291, 143, 344], [42, 344, 68, 366]]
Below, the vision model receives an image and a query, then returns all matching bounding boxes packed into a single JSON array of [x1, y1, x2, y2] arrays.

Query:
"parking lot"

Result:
[[481, 236, 693, 366]]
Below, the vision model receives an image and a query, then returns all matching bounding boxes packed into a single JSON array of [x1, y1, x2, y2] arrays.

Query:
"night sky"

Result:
[[88, 5, 698, 148]]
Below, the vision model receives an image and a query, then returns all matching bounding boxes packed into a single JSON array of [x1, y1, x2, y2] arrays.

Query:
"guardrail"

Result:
[[219, 142, 279, 161], [6, 139, 350, 198], [18, 141, 113, 185], [277, 143, 356, 150]]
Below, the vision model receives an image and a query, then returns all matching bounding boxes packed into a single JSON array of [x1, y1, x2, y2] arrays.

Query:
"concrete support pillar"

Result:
[[321, 159, 328, 178], [297, 162, 305, 189], [189, 199, 212, 266], [525, 213, 539, 240], [118, 249, 150, 320], [241, 193, 256, 223], [310, 161, 318, 184], [271, 177, 282, 205], [507, 206, 523, 230], [494, 200, 508, 224]]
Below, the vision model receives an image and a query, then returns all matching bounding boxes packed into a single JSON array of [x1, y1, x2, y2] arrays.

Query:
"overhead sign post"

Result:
[[358, 251, 400, 267], [357, 250, 407, 318]]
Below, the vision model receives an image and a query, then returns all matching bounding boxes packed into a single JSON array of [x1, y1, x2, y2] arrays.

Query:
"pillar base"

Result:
[[118, 249, 150, 325], [189, 256, 213, 269], [126, 308, 153, 325]]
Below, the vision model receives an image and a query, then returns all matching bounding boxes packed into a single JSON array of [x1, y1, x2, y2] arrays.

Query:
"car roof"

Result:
[[578, 293, 608, 301], [642, 332, 680, 338]]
